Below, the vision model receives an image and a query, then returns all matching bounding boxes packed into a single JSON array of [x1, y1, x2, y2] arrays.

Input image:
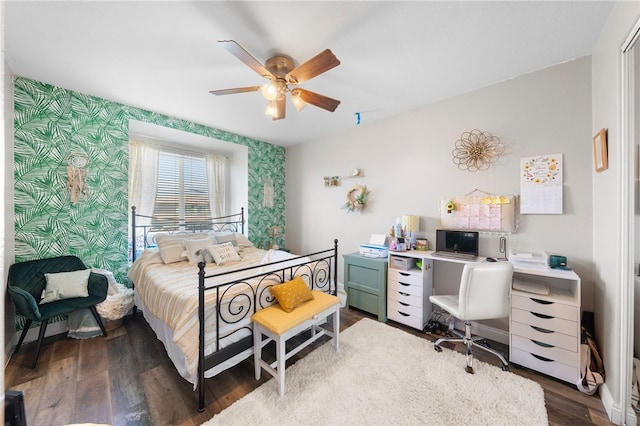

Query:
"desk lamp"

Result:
[[402, 215, 420, 249]]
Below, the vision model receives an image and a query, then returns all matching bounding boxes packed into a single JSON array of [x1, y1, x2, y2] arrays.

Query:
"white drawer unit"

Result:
[[387, 253, 432, 330], [509, 269, 581, 385]]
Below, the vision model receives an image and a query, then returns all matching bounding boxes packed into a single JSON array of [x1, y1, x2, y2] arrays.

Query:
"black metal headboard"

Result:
[[130, 206, 245, 261]]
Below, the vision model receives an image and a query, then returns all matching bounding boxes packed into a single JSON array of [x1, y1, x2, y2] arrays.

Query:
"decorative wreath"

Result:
[[342, 185, 370, 212], [452, 129, 504, 172]]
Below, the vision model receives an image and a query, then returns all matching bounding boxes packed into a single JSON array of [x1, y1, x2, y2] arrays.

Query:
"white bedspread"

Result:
[[129, 246, 307, 386]]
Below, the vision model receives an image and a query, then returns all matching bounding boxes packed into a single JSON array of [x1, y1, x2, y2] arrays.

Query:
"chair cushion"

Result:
[[252, 290, 339, 335], [429, 294, 461, 318], [40, 269, 91, 304]]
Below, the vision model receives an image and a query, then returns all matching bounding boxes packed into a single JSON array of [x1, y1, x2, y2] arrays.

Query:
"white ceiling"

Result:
[[5, 1, 615, 148]]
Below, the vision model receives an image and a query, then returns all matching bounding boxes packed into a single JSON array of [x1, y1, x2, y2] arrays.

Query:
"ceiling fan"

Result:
[[210, 40, 341, 120]]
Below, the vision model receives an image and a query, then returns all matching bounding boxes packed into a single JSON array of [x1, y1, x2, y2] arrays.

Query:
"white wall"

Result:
[[287, 57, 593, 320], [592, 2, 640, 423], [2, 0, 16, 404]]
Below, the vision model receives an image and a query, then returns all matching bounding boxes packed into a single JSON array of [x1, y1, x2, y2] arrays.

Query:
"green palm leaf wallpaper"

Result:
[[13, 78, 285, 330]]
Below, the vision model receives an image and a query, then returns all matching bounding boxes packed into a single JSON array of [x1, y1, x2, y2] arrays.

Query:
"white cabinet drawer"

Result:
[[387, 307, 423, 330], [510, 321, 578, 352], [511, 308, 578, 337], [388, 279, 422, 297], [510, 347, 578, 384], [388, 298, 423, 317], [388, 269, 422, 286], [511, 294, 578, 321], [387, 289, 422, 307], [510, 335, 578, 366]]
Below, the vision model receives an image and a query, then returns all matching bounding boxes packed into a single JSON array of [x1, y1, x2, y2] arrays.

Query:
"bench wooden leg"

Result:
[[253, 322, 261, 380], [332, 305, 340, 352], [276, 335, 286, 396]]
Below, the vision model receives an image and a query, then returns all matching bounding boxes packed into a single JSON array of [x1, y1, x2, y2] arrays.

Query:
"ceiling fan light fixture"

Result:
[[265, 100, 278, 118], [291, 90, 307, 111], [261, 82, 279, 101]]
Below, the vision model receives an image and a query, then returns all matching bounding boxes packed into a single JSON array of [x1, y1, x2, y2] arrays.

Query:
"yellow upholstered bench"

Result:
[[252, 290, 340, 396]]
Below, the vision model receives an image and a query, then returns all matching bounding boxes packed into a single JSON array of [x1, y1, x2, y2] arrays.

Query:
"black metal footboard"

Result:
[[196, 239, 339, 411]]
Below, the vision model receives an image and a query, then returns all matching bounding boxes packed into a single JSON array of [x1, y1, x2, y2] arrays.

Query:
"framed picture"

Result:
[[415, 238, 428, 251], [593, 128, 608, 172]]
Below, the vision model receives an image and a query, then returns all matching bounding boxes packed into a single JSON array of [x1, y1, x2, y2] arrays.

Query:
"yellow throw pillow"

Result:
[[269, 276, 314, 313]]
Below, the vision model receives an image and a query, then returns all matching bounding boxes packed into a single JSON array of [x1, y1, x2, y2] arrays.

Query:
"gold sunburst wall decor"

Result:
[[452, 129, 504, 172]]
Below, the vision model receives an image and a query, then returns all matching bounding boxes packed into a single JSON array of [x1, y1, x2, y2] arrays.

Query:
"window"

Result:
[[152, 150, 211, 229]]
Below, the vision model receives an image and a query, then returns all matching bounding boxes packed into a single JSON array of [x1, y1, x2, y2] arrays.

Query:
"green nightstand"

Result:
[[343, 252, 388, 322]]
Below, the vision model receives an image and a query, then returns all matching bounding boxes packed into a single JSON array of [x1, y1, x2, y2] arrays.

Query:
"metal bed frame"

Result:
[[129, 207, 338, 411]]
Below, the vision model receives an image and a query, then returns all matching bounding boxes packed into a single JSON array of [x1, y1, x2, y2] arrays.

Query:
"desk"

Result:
[[386, 250, 581, 385]]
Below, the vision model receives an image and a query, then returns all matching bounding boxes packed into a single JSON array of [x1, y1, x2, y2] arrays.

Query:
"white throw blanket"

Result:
[[68, 269, 135, 339]]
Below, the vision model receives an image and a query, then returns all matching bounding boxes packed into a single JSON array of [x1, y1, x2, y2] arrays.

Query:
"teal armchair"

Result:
[[7, 255, 109, 368]]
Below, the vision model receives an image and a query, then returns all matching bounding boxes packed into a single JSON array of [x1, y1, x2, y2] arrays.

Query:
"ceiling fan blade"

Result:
[[286, 49, 340, 84], [209, 86, 261, 96], [296, 88, 341, 112], [218, 40, 274, 79], [273, 96, 286, 120]]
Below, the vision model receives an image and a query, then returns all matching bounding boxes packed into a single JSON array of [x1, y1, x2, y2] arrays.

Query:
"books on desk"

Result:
[[508, 251, 548, 270]]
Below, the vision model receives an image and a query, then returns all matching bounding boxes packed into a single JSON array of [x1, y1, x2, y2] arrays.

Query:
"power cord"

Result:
[[425, 310, 451, 334]]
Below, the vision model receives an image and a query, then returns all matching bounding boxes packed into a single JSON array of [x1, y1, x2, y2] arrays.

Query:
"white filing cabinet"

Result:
[[509, 268, 581, 384], [387, 252, 432, 330]]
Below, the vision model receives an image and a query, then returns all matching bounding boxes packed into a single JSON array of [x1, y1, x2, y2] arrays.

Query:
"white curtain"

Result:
[[206, 153, 227, 218], [128, 140, 159, 226]]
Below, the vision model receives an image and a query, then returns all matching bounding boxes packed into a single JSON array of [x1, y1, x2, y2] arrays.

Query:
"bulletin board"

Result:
[[439, 190, 519, 234]]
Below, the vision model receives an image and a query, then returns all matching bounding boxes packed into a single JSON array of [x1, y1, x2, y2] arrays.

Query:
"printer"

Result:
[[359, 234, 389, 258]]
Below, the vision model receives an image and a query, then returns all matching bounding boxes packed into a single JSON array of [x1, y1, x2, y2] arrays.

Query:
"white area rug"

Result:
[[203, 318, 548, 426]]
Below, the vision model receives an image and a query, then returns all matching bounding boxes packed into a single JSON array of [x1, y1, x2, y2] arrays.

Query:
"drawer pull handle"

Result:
[[399, 301, 410, 307], [530, 298, 553, 305], [531, 312, 554, 320], [531, 353, 553, 362], [399, 272, 410, 276], [399, 282, 410, 287], [398, 311, 410, 317], [531, 339, 554, 348], [399, 292, 410, 296], [530, 325, 553, 334]]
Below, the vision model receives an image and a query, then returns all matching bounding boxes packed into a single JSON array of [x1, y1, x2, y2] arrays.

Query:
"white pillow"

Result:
[[185, 237, 214, 263], [207, 242, 241, 265], [235, 233, 253, 247], [40, 269, 91, 304], [155, 234, 187, 264], [155, 232, 212, 263], [210, 232, 237, 246]]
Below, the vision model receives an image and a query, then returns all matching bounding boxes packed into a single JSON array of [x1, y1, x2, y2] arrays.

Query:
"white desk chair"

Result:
[[429, 261, 513, 373]]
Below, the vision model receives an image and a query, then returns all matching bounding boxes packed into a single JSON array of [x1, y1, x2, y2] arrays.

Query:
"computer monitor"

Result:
[[435, 229, 479, 257]]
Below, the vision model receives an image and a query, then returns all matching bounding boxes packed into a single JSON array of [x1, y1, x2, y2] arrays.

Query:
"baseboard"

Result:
[[8, 319, 69, 355], [453, 320, 509, 345], [600, 383, 620, 424]]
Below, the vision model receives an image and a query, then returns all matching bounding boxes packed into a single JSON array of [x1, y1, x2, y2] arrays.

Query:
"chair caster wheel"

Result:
[[434, 345, 442, 352], [501, 365, 510, 372], [465, 366, 474, 374]]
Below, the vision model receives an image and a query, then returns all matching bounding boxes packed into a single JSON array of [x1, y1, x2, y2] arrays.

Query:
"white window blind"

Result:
[[152, 150, 211, 229]]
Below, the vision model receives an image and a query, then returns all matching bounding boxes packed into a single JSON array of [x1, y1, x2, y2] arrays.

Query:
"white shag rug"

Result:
[[203, 317, 548, 426]]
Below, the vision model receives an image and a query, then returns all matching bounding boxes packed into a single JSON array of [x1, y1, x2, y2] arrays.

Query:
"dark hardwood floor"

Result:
[[5, 308, 613, 426]]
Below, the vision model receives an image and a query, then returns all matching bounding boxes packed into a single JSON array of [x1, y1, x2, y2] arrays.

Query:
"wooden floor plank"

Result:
[[140, 364, 196, 426], [30, 357, 77, 426], [4, 308, 614, 425], [74, 370, 113, 425]]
